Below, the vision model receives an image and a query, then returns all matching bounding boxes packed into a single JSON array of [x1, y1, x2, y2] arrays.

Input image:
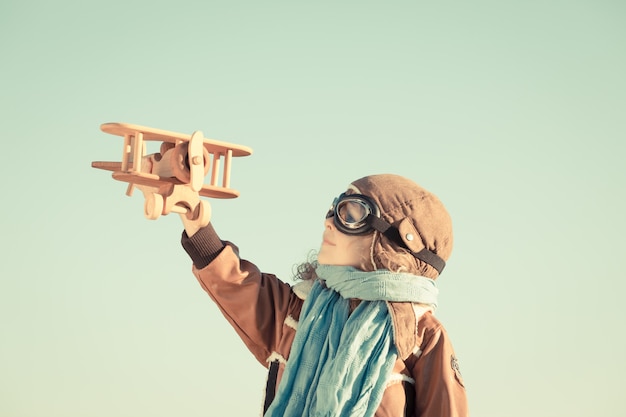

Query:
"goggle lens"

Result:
[[337, 199, 369, 228], [326, 193, 379, 234]]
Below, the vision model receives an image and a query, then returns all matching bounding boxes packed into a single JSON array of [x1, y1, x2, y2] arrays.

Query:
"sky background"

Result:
[[1, 1, 625, 416]]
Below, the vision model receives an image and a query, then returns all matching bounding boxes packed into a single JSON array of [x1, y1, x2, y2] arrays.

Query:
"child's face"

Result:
[[317, 216, 374, 269]]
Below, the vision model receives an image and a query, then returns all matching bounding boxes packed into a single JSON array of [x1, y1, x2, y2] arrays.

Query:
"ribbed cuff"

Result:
[[180, 223, 225, 269]]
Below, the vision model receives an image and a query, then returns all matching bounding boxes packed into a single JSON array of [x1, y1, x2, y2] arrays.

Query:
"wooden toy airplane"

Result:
[[92, 122, 252, 234]]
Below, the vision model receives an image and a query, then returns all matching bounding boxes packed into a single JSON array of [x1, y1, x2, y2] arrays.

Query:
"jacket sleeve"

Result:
[[181, 224, 303, 366], [412, 313, 469, 417]]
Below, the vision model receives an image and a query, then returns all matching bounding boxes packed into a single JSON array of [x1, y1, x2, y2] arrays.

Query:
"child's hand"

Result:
[[178, 200, 211, 237]]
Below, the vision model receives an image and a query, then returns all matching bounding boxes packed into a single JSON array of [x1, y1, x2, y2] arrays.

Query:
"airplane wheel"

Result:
[[144, 194, 164, 220], [170, 142, 211, 184]]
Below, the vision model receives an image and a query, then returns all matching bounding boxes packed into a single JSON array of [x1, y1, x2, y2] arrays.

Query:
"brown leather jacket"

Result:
[[182, 225, 468, 417]]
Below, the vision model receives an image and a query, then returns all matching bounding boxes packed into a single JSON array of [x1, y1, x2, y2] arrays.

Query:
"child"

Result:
[[180, 174, 468, 417]]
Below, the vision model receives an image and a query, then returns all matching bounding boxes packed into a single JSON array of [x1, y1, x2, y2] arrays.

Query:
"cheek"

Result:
[[349, 237, 370, 253], [347, 235, 374, 266]]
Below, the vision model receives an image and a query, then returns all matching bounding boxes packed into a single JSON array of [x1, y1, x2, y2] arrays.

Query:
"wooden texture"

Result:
[[92, 122, 252, 231]]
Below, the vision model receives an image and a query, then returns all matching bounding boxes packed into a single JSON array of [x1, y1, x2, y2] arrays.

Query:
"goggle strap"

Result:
[[367, 216, 446, 274], [367, 215, 398, 242]]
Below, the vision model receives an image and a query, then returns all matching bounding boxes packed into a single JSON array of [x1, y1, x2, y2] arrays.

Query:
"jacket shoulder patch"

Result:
[[451, 355, 465, 387]]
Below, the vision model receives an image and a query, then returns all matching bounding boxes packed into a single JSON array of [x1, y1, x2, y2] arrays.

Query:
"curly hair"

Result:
[[293, 251, 319, 281]]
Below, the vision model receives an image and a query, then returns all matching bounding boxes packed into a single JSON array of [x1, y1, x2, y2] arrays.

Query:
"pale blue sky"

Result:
[[1, 1, 625, 416]]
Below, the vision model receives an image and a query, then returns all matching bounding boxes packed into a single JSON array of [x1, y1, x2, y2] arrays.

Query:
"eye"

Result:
[[339, 201, 367, 224]]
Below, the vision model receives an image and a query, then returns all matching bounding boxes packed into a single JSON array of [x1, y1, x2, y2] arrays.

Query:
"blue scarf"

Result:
[[265, 265, 438, 417]]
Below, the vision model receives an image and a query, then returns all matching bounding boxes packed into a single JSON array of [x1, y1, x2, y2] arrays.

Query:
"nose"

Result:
[[324, 216, 334, 230]]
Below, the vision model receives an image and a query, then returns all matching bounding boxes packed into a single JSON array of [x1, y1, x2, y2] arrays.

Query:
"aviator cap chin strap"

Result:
[[366, 215, 446, 274]]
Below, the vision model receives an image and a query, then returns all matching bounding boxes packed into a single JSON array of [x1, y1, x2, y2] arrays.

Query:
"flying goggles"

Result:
[[326, 192, 446, 274]]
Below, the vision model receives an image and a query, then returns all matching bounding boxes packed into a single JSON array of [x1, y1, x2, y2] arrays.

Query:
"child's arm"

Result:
[[181, 224, 303, 366]]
